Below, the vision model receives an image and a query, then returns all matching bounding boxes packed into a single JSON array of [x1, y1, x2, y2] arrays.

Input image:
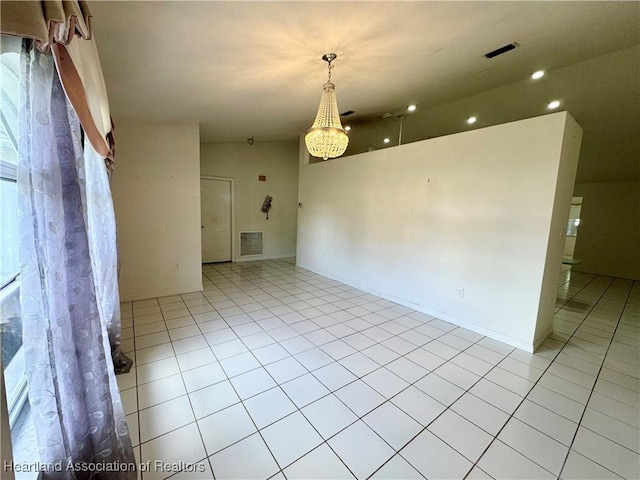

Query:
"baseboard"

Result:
[[572, 268, 639, 282], [120, 283, 204, 303], [234, 253, 296, 263], [297, 261, 537, 353], [533, 325, 554, 351], [396, 302, 537, 353]]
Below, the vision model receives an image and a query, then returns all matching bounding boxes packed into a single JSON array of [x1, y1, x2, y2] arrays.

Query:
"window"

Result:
[[1, 37, 38, 474], [566, 203, 582, 237]]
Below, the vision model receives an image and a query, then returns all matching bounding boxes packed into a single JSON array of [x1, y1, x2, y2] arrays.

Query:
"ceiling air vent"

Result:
[[484, 42, 519, 59], [340, 110, 355, 116]]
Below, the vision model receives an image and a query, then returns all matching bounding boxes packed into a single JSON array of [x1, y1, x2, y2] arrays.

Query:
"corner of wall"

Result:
[[533, 113, 583, 347], [200, 141, 300, 263], [111, 120, 203, 301]]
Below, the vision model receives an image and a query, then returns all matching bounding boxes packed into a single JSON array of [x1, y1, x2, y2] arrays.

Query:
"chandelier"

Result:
[[305, 53, 349, 161]]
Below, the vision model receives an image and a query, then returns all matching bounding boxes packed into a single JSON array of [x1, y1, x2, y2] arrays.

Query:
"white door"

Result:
[[201, 178, 232, 263]]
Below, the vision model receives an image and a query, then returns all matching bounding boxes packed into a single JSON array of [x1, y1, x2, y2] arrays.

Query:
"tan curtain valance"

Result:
[[2, 1, 115, 166], [1, 1, 93, 50]]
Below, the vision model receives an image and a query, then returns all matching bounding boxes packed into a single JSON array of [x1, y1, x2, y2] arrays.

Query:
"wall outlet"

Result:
[[456, 287, 464, 298], [174, 263, 180, 271]]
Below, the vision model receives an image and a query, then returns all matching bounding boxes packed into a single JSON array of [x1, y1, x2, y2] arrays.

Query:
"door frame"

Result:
[[200, 175, 236, 263]]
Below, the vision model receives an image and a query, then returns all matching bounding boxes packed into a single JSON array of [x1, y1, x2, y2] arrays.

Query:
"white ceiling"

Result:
[[91, 1, 639, 182]]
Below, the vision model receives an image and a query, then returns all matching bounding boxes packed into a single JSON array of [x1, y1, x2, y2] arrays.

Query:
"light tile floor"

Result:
[[118, 259, 639, 480]]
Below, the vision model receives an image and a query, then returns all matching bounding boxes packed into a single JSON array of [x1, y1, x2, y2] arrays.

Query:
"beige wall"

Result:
[[111, 120, 202, 301], [201, 142, 299, 261], [297, 112, 582, 352], [573, 181, 640, 280]]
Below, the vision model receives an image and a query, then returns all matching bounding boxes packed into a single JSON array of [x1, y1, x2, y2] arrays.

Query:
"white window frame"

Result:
[[0, 162, 28, 428], [0, 40, 28, 427]]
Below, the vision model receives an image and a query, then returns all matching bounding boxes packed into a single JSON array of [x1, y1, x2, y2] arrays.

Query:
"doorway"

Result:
[[201, 177, 233, 263], [564, 196, 582, 259]]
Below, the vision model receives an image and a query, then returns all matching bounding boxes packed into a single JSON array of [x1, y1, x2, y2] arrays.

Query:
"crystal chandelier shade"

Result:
[[305, 54, 349, 161]]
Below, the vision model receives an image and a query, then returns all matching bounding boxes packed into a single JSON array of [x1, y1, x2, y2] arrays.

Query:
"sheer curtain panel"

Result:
[[16, 40, 135, 479], [1, 0, 130, 371]]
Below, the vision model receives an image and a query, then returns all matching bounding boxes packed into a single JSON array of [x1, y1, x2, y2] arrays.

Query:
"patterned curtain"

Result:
[[16, 39, 135, 479]]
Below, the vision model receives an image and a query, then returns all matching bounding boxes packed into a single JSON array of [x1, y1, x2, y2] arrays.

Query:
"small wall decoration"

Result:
[[261, 195, 273, 220]]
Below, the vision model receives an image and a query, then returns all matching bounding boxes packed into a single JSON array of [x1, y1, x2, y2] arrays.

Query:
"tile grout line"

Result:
[[557, 278, 635, 480], [131, 297, 199, 479], [201, 263, 469, 478], [242, 265, 494, 478], [212, 301, 358, 480], [180, 272, 309, 478], [122, 301, 143, 479], [134, 263, 514, 479], [124, 261, 637, 480], [462, 275, 617, 479], [365, 333, 494, 480], [155, 293, 217, 480], [193, 275, 309, 480]]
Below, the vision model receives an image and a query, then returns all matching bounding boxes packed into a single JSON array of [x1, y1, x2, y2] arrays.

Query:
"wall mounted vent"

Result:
[[240, 231, 263, 256], [484, 42, 519, 59]]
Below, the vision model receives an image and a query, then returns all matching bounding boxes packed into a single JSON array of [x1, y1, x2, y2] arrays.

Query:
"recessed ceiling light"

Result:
[[547, 100, 560, 110], [467, 116, 477, 124], [407, 104, 417, 112], [531, 70, 545, 80], [383, 138, 390, 144], [344, 125, 351, 132]]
